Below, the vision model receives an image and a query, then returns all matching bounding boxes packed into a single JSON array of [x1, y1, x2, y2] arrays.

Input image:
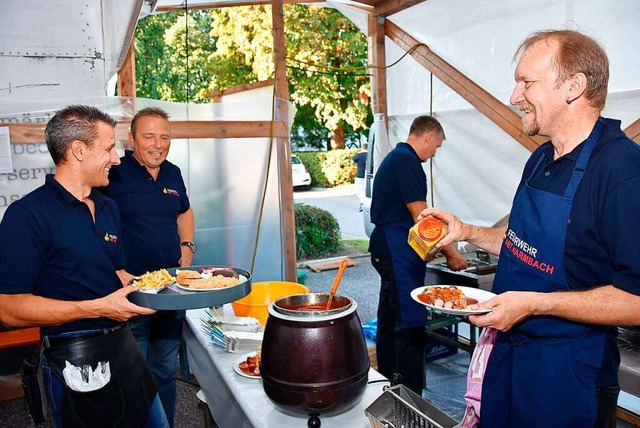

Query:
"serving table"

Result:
[[183, 309, 389, 428]]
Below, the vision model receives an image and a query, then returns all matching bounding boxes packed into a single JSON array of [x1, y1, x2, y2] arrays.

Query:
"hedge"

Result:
[[294, 203, 341, 260], [295, 149, 360, 188]]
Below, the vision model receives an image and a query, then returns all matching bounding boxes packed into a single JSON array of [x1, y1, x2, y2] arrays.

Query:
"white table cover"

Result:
[[184, 308, 389, 428]]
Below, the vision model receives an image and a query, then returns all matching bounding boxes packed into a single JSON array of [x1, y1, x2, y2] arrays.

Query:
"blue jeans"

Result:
[[130, 310, 185, 427], [41, 328, 169, 428]]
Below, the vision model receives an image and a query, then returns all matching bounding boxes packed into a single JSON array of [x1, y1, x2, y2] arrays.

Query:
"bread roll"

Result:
[[176, 270, 202, 286]]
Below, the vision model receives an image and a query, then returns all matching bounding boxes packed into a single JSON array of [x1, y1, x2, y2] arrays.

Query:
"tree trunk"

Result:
[[330, 123, 346, 149]]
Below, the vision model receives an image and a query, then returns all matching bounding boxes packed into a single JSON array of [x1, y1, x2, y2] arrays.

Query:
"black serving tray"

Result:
[[128, 265, 252, 310]]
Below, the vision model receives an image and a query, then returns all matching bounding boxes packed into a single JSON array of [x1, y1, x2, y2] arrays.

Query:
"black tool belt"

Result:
[[44, 324, 157, 428]]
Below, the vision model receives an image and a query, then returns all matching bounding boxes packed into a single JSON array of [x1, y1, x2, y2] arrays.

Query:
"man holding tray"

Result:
[[0, 105, 168, 427], [102, 107, 195, 427]]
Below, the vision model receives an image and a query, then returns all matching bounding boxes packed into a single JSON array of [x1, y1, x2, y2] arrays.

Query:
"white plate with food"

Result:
[[410, 285, 495, 316], [176, 270, 247, 291], [131, 268, 175, 293], [233, 352, 261, 379]]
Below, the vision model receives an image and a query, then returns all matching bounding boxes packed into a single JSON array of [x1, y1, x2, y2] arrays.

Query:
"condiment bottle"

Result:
[[407, 216, 446, 260]]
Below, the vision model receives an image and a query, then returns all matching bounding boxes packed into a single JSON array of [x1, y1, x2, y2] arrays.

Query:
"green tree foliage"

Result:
[[295, 149, 358, 188], [133, 13, 177, 100], [133, 6, 371, 147], [285, 5, 371, 149], [207, 6, 274, 89], [134, 11, 215, 102], [290, 104, 330, 150]]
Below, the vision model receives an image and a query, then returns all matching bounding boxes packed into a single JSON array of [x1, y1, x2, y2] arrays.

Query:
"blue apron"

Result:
[[481, 120, 607, 427], [383, 218, 427, 327]]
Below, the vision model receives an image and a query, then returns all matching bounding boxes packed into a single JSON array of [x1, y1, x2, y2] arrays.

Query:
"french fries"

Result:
[[132, 268, 175, 290]]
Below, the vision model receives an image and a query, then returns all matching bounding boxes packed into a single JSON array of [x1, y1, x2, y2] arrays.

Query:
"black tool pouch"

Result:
[[44, 325, 157, 428], [20, 355, 47, 424]]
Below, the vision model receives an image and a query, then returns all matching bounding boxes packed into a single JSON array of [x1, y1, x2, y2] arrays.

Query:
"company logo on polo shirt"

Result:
[[104, 232, 118, 243], [163, 188, 181, 197]]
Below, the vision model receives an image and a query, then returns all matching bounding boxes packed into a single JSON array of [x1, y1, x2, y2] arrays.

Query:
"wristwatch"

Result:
[[181, 241, 197, 254]]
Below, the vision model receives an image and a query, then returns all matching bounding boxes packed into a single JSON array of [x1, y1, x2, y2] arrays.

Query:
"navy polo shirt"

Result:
[[352, 151, 367, 178], [0, 175, 125, 336], [369, 143, 427, 256], [101, 150, 190, 276], [519, 118, 640, 388], [520, 118, 640, 296]]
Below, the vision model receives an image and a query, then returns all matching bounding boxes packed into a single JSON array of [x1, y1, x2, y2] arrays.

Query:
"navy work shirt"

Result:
[[519, 117, 640, 386], [101, 150, 190, 275], [369, 143, 426, 256], [0, 175, 125, 336], [521, 118, 640, 296], [352, 151, 367, 179]]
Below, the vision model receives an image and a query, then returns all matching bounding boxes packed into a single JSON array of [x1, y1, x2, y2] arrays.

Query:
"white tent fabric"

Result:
[[331, 0, 640, 226]]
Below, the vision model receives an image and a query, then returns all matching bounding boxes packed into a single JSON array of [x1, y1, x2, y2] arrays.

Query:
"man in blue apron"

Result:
[[369, 115, 468, 394], [421, 30, 640, 426]]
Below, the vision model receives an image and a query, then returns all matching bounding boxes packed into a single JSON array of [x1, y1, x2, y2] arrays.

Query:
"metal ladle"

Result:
[[326, 258, 349, 310]]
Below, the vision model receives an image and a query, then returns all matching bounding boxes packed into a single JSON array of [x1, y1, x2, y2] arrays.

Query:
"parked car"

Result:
[[291, 154, 312, 190]]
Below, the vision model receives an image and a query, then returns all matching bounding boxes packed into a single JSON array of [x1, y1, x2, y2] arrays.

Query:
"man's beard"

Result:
[[519, 103, 540, 136], [522, 116, 540, 136]]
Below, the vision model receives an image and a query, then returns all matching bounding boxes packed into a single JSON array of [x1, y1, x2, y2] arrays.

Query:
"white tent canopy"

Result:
[[332, 0, 640, 225]]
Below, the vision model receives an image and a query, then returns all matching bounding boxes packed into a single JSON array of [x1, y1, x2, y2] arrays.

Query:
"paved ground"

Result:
[[294, 184, 368, 239], [0, 368, 206, 428], [302, 254, 378, 324]]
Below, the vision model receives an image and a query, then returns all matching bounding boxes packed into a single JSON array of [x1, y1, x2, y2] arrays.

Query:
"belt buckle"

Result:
[[108, 324, 124, 333]]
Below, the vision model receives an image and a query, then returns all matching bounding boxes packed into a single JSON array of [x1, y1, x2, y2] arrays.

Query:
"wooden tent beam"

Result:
[[117, 40, 137, 98], [368, 14, 387, 123], [374, 0, 425, 18], [624, 118, 640, 143], [209, 79, 275, 101], [272, 0, 298, 282], [155, 0, 319, 12], [7, 121, 289, 144], [385, 20, 546, 152]]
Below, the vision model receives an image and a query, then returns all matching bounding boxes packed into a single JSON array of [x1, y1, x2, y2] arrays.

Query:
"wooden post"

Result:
[[384, 20, 546, 152], [368, 14, 388, 129], [624, 117, 640, 143], [272, 0, 297, 282], [117, 40, 136, 98]]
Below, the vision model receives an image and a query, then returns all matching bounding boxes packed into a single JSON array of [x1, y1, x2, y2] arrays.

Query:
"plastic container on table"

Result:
[[231, 281, 309, 326]]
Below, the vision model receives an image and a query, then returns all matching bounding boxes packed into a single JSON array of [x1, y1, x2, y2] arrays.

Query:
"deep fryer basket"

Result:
[[365, 384, 461, 428]]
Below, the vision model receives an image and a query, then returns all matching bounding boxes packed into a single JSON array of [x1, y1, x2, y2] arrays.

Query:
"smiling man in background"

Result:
[[102, 107, 195, 427]]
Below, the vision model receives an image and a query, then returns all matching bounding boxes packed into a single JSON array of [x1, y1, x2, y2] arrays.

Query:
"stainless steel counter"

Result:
[[425, 251, 497, 291]]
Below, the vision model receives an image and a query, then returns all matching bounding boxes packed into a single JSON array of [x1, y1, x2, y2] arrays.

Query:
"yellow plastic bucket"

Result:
[[231, 281, 310, 326]]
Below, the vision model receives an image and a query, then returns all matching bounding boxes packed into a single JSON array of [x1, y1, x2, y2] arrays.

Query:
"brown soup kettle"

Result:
[[260, 293, 370, 425]]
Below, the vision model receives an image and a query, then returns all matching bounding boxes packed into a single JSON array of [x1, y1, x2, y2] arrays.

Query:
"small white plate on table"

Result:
[[233, 352, 261, 379], [410, 285, 496, 316]]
